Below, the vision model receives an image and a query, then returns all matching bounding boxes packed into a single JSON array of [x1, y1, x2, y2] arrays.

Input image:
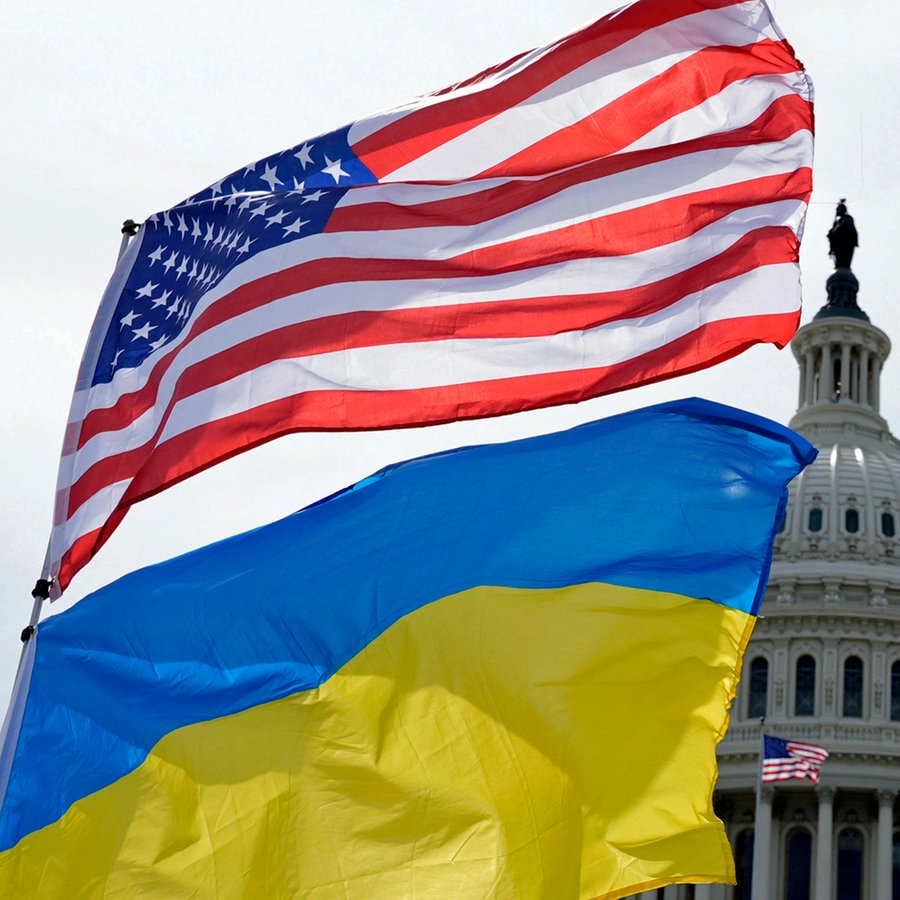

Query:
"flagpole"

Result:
[[118, 219, 139, 261], [1, 217, 144, 814], [19, 219, 140, 648], [750, 718, 769, 900]]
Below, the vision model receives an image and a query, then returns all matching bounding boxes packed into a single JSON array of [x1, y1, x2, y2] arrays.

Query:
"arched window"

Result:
[[785, 828, 812, 900], [892, 661, 900, 722], [795, 655, 816, 716], [734, 829, 754, 900], [837, 828, 864, 900], [845, 509, 860, 533], [883, 512, 896, 538], [809, 508, 823, 532], [843, 656, 864, 717], [748, 657, 768, 719]]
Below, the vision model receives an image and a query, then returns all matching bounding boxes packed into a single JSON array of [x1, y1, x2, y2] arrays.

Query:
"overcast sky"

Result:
[[2, 0, 898, 713]]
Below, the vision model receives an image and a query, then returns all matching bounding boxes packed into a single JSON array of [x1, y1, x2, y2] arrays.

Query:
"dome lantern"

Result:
[[790, 202, 891, 438]]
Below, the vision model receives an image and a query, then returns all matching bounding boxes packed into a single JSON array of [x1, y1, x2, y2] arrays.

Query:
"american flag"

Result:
[[47, 0, 814, 596], [761, 736, 829, 784]]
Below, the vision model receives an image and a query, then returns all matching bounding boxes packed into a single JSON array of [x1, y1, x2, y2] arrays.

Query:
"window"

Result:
[[837, 828, 864, 900], [845, 509, 860, 533], [785, 829, 812, 900], [748, 657, 768, 719], [809, 508, 823, 532], [795, 655, 816, 716], [734, 830, 754, 900], [843, 656, 864, 717], [893, 830, 900, 900], [883, 512, 896, 538], [891, 661, 900, 722]]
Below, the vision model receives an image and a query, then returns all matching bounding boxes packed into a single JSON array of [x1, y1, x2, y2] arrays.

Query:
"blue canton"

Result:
[[92, 126, 378, 386]]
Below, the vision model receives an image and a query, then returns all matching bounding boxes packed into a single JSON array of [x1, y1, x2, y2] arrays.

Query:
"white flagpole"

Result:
[[750, 719, 769, 900], [0, 220, 142, 815]]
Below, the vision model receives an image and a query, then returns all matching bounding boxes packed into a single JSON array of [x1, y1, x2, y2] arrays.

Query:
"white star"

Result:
[[149, 335, 168, 351], [110, 349, 124, 371], [204, 223, 216, 246], [213, 227, 226, 247], [135, 280, 158, 299], [120, 310, 139, 328], [162, 211, 173, 233], [322, 156, 349, 183], [236, 237, 254, 255], [227, 232, 241, 252], [151, 289, 172, 309], [191, 219, 202, 242], [243, 161, 257, 176], [132, 322, 155, 341], [283, 217, 309, 236], [166, 298, 182, 319], [224, 194, 240, 210], [301, 189, 326, 204], [265, 210, 288, 227], [177, 214, 188, 237], [292, 178, 305, 191], [147, 245, 166, 264], [260, 162, 281, 191], [209, 177, 227, 197], [188, 261, 199, 280], [163, 251, 179, 272], [239, 195, 256, 212], [294, 143, 315, 169], [250, 202, 273, 219], [176, 257, 189, 277]]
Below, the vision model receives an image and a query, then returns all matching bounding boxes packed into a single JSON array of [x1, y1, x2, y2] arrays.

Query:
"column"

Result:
[[821, 344, 832, 402], [860, 349, 870, 406], [873, 358, 882, 411], [815, 786, 835, 900], [877, 789, 895, 899], [750, 786, 774, 900], [803, 347, 815, 407], [840, 343, 851, 401]]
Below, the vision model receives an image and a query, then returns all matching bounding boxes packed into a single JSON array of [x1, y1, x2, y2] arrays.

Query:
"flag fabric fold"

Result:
[[761, 735, 829, 784], [47, 0, 814, 595], [2, 399, 815, 898]]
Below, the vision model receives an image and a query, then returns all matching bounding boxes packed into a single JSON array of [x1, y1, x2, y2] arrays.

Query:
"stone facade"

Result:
[[630, 281, 900, 899]]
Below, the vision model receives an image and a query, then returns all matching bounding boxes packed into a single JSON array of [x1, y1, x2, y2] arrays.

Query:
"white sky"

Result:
[[1, 0, 899, 714]]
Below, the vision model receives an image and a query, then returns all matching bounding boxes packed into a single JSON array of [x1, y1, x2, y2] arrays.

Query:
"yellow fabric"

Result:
[[0, 582, 752, 899]]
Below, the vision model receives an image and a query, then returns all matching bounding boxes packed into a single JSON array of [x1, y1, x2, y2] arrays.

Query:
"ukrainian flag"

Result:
[[0, 399, 814, 899]]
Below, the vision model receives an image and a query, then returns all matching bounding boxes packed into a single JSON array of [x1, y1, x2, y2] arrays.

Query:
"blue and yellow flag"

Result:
[[0, 399, 814, 899]]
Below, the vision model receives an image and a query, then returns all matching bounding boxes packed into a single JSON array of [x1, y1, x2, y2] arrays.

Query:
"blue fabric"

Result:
[[0, 398, 814, 850]]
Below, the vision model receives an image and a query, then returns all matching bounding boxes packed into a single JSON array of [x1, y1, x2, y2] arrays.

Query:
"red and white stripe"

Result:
[[48, 0, 814, 594]]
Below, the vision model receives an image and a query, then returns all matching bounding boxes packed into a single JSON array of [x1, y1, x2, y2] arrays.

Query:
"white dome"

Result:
[[774, 312, 900, 580]]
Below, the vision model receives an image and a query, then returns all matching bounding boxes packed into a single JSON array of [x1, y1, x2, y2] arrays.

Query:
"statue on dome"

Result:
[[827, 199, 858, 269]]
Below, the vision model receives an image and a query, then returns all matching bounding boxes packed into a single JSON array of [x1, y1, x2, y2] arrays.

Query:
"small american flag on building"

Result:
[[761, 735, 829, 784]]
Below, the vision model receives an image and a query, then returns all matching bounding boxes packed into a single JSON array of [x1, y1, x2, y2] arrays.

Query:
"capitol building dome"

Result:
[[710, 265, 900, 900], [630, 251, 900, 899]]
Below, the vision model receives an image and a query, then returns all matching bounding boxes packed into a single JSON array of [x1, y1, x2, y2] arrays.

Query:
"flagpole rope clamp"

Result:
[[21, 579, 53, 642]]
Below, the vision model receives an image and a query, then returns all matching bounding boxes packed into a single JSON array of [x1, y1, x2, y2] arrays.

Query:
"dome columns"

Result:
[[790, 317, 891, 435]]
